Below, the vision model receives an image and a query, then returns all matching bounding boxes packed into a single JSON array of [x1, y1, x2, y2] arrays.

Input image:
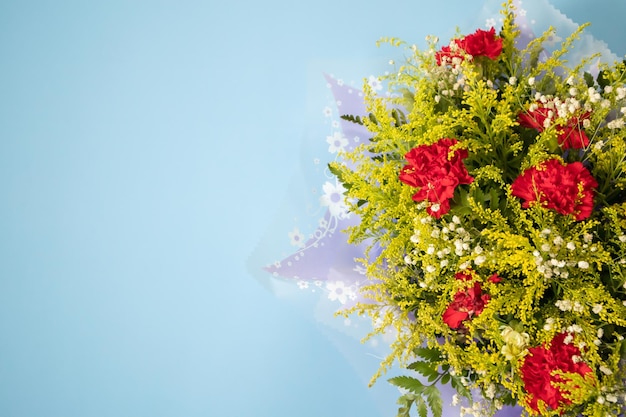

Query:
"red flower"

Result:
[[399, 138, 473, 218], [511, 159, 597, 221], [518, 104, 591, 149], [520, 333, 593, 414], [436, 27, 502, 65], [517, 106, 552, 131], [454, 269, 474, 281], [458, 27, 503, 59], [442, 282, 490, 329], [488, 273, 503, 283]]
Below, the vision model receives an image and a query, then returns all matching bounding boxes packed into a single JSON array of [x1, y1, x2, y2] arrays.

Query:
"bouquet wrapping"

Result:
[[251, 1, 626, 416]]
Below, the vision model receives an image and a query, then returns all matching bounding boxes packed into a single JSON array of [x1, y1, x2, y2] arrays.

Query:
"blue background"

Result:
[[1, 1, 625, 416]]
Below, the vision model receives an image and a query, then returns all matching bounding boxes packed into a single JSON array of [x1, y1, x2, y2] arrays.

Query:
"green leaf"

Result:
[[388, 376, 425, 394], [340, 114, 364, 125], [424, 385, 443, 417], [583, 72, 594, 88], [416, 396, 428, 417], [413, 346, 443, 362], [407, 361, 439, 379], [327, 163, 352, 191], [391, 108, 407, 127], [450, 375, 472, 399], [396, 395, 414, 417], [440, 373, 450, 385], [597, 69, 610, 89]]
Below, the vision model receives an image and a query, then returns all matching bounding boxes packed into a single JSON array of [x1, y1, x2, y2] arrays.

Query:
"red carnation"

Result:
[[521, 333, 593, 414], [518, 104, 591, 149], [442, 282, 490, 329], [458, 27, 503, 59], [511, 159, 597, 221], [399, 138, 473, 218], [436, 27, 502, 65]]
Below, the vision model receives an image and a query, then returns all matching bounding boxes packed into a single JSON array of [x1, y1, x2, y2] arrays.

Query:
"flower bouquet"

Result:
[[327, 1, 626, 416]]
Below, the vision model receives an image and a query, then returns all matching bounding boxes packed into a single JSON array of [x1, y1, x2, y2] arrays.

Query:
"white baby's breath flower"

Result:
[[528, 76, 535, 86], [578, 261, 590, 269], [608, 118, 625, 129]]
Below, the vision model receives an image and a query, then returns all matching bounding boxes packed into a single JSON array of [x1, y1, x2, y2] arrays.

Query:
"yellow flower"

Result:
[[501, 326, 530, 360]]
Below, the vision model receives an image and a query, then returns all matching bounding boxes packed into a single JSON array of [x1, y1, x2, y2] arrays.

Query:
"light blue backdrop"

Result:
[[1, 1, 625, 416]]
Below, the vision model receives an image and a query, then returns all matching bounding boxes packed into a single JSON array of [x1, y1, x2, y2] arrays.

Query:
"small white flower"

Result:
[[599, 365, 613, 375], [474, 255, 486, 265], [578, 261, 590, 269], [593, 304, 603, 314], [288, 227, 306, 248], [544, 317, 555, 331], [607, 118, 625, 129], [528, 77, 535, 86], [508, 76, 517, 86], [567, 324, 583, 333], [573, 301, 584, 313], [326, 281, 353, 304], [326, 131, 349, 153], [320, 181, 349, 218], [367, 75, 383, 91]]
